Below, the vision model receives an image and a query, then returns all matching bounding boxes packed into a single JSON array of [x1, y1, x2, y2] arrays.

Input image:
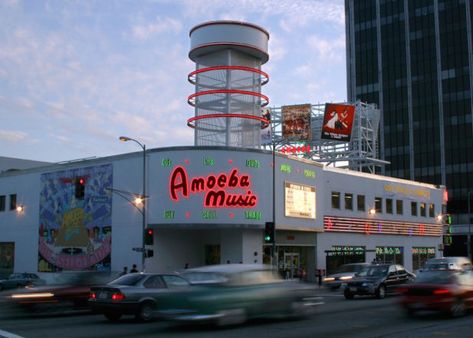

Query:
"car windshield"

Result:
[[109, 274, 146, 286], [357, 265, 388, 277], [336, 264, 366, 273], [415, 271, 455, 284]]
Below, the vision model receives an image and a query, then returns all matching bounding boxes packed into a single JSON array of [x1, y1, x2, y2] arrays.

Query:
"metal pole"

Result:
[[142, 144, 146, 272], [272, 140, 276, 268], [468, 192, 471, 260]]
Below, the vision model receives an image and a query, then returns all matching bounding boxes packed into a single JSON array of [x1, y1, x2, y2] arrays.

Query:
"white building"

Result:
[[0, 146, 445, 281]]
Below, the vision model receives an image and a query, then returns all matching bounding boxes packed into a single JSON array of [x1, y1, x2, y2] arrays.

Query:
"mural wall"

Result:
[[38, 164, 113, 272]]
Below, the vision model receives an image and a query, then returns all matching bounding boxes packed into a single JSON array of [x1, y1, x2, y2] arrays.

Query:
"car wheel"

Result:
[[375, 285, 386, 299], [217, 308, 247, 326], [135, 302, 155, 322], [344, 289, 354, 300], [450, 298, 466, 318], [104, 312, 122, 321]]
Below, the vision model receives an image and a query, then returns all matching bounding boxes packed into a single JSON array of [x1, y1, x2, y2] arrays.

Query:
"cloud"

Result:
[[132, 17, 182, 40], [0, 129, 28, 142], [307, 34, 345, 62]]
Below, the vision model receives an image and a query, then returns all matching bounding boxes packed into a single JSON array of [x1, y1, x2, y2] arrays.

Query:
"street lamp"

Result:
[[119, 136, 147, 271]]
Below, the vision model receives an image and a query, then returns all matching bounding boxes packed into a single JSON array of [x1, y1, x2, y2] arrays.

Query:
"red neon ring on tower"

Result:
[[188, 66, 269, 86], [188, 89, 269, 107], [187, 113, 270, 129]]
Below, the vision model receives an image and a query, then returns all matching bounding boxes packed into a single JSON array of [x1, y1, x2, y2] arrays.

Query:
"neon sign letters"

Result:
[[169, 166, 258, 208]]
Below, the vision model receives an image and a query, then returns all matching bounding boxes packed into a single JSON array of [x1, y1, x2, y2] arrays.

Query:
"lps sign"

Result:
[[169, 166, 258, 208]]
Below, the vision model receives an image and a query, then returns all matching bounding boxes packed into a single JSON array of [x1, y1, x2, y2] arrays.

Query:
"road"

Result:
[[1, 289, 472, 338]]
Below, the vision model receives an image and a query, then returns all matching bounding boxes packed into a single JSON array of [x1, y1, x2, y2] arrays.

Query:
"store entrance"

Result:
[[283, 252, 300, 279]]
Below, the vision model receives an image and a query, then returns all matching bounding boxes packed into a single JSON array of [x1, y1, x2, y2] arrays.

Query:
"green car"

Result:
[[158, 264, 320, 326]]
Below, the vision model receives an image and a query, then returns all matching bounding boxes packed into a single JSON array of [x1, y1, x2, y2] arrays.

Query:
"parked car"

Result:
[[323, 263, 370, 290], [421, 257, 472, 272], [7, 272, 114, 312], [158, 264, 320, 326], [89, 273, 191, 322], [343, 264, 415, 299], [398, 270, 473, 317], [0, 273, 46, 291]]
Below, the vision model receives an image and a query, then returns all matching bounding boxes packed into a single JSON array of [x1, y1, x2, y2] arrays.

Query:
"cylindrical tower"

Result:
[[187, 21, 270, 148]]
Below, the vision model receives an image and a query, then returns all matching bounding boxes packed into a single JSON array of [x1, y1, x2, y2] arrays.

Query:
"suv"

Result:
[[343, 264, 415, 299], [422, 257, 472, 272]]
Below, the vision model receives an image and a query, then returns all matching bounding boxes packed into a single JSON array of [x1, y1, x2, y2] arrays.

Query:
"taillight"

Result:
[[433, 288, 450, 295], [89, 292, 96, 299], [111, 293, 125, 301]]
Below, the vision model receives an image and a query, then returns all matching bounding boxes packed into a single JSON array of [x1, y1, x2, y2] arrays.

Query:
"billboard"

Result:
[[282, 104, 312, 141], [284, 182, 316, 219], [321, 103, 355, 141], [261, 107, 272, 145]]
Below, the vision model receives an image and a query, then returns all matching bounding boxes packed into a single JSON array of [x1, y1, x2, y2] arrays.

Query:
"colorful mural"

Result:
[[38, 164, 113, 272]]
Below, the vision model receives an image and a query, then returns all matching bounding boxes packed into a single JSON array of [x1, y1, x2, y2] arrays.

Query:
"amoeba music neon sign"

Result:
[[169, 166, 258, 208]]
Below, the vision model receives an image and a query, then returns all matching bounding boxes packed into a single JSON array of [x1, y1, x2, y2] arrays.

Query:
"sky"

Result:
[[0, 0, 346, 163]]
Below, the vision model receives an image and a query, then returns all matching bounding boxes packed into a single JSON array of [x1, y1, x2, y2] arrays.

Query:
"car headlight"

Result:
[[323, 277, 335, 282], [339, 276, 352, 281], [11, 292, 54, 299]]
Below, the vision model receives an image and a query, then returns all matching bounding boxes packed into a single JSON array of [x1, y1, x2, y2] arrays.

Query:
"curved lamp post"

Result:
[[119, 136, 147, 271]]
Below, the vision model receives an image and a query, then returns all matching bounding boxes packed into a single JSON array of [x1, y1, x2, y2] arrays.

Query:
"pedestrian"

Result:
[[130, 264, 138, 273], [120, 266, 128, 276]]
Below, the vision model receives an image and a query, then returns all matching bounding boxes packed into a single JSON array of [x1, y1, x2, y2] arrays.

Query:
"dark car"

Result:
[[323, 263, 370, 290], [158, 264, 320, 326], [398, 270, 473, 317], [0, 273, 46, 291], [89, 273, 191, 322], [344, 264, 415, 299], [7, 272, 115, 312]]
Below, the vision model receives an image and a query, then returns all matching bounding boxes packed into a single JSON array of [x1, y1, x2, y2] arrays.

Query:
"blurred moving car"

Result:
[[89, 273, 191, 322], [344, 264, 415, 299], [0, 273, 46, 291], [323, 263, 370, 290], [398, 270, 473, 317], [421, 257, 472, 272], [7, 272, 115, 312], [159, 264, 320, 326]]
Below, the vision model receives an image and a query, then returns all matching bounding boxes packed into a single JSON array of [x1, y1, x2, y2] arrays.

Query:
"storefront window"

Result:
[[0, 242, 14, 275], [325, 246, 366, 274], [420, 203, 426, 217], [345, 193, 353, 210], [396, 200, 403, 215], [429, 203, 435, 217], [411, 201, 418, 216], [375, 246, 403, 265], [386, 198, 393, 214], [412, 247, 435, 271], [375, 197, 382, 213], [332, 192, 340, 209]]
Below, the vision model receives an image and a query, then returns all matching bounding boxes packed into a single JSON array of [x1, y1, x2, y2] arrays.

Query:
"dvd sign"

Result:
[[321, 103, 355, 142]]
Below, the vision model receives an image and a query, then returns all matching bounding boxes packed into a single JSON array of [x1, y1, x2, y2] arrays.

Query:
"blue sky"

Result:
[[0, 0, 346, 162]]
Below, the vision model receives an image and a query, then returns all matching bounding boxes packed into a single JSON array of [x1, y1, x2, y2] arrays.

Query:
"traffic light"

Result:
[[144, 228, 154, 245], [264, 222, 275, 243], [74, 177, 86, 199], [446, 214, 452, 225], [146, 249, 154, 258]]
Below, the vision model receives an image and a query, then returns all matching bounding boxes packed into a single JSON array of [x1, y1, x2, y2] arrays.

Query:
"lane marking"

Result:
[[0, 329, 24, 338]]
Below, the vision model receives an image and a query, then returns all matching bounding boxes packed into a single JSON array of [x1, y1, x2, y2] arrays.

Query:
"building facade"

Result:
[[345, 0, 473, 256], [0, 147, 445, 280]]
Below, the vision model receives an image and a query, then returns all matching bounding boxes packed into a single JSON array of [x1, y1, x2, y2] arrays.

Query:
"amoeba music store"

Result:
[[0, 146, 445, 282]]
